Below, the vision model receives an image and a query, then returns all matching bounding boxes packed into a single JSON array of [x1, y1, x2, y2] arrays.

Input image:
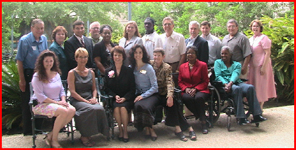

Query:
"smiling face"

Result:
[[221, 48, 231, 63], [153, 52, 164, 65], [134, 47, 143, 61], [126, 24, 136, 36], [89, 23, 100, 39], [101, 27, 112, 42], [251, 22, 261, 36], [75, 53, 88, 65], [113, 51, 123, 64], [163, 19, 174, 35], [189, 23, 200, 38], [227, 22, 238, 36], [200, 24, 211, 36], [31, 23, 44, 39], [55, 31, 66, 45], [73, 24, 85, 37], [186, 48, 197, 61], [43, 56, 54, 70]]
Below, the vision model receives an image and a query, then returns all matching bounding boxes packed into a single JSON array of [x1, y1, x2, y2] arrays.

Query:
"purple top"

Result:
[[31, 72, 65, 103]]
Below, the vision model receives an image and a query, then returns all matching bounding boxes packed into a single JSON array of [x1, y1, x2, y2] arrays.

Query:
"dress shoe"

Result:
[[251, 115, 267, 123], [123, 138, 129, 143], [238, 118, 250, 125], [151, 136, 157, 141]]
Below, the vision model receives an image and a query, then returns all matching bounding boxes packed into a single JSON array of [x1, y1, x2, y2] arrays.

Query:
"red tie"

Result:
[[80, 39, 85, 47]]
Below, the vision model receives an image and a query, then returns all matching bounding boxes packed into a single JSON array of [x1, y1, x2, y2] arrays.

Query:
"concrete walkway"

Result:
[[2, 105, 294, 148]]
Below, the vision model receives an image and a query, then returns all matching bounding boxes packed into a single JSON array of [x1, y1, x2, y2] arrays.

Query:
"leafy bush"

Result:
[[2, 59, 22, 130], [245, 14, 294, 103]]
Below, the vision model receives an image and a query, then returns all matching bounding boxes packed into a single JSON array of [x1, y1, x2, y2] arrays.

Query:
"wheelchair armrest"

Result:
[[174, 88, 182, 93], [29, 99, 38, 107], [211, 81, 224, 88]]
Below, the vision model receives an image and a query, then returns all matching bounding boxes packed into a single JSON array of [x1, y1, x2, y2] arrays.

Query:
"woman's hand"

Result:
[[224, 82, 232, 93], [89, 97, 98, 104], [166, 96, 173, 107], [260, 66, 266, 75], [58, 100, 69, 107], [186, 88, 196, 97], [134, 96, 143, 103], [117, 97, 126, 103]]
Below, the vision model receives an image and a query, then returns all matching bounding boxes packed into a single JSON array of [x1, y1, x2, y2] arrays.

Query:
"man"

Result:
[[142, 17, 163, 59], [222, 19, 252, 79], [185, 21, 209, 64], [200, 21, 222, 66], [160, 17, 186, 73], [64, 20, 95, 71], [16, 18, 48, 135], [89, 21, 103, 46]]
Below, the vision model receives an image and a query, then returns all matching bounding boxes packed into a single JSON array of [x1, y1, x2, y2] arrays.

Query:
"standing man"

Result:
[[200, 21, 222, 67], [185, 21, 209, 64], [222, 19, 252, 79], [16, 18, 48, 135], [142, 17, 163, 59], [160, 17, 186, 73], [89, 21, 103, 46], [64, 20, 95, 71]]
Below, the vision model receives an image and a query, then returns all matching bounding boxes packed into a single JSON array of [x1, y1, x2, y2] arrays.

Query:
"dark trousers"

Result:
[[22, 69, 43, 135], [157, 95, 190, 131], [182, 92, 209, 122]]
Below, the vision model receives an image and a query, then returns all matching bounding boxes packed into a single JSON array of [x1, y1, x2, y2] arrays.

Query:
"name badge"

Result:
[[32, 46, 37, 50]]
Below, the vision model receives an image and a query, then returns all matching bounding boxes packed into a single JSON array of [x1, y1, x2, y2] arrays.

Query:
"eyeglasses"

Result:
[[91, 27, 100, 30], [78, 56, 88, 59], [163, 23, 172, 26], [227, 25, 237, 29]]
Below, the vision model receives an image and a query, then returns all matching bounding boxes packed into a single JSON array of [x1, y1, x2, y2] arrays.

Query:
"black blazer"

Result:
[[64, 35, 94, 70], [185, 36, 209, 64], [93, 40, 116, 68], [104, 65, 136, 101]]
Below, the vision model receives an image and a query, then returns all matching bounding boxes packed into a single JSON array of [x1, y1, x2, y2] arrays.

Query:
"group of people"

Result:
[[16, 16, 277, 148]]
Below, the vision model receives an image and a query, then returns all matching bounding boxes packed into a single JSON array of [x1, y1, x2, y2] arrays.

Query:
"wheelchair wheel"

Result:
[[206, 85, 221, 126]]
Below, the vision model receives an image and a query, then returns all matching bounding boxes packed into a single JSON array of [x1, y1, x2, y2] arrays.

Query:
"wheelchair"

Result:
[[207, 68, 260, 131], [95, 77, 115, 140], [29, 80, 74, 148]]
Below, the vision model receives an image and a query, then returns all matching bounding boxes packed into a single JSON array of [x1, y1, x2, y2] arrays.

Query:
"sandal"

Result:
[[175, 132, 188, 142], [43, 134, 51, 147], [80, 138, 94, 147], [189, 131, 197, 141]]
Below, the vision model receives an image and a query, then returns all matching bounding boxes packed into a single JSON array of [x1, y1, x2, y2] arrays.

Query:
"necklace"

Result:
[[189, 63, 194, 67]]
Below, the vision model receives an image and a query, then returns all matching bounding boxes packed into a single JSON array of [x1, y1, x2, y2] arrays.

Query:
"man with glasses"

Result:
[[160, 17, 186, 73], [65, 20, 95, 71], [222, 19, 252, 79], [89, 21, 103, 46]]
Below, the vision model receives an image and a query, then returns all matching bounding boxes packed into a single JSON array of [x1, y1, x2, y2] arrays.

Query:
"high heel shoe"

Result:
[[175, 132, 188, 142], [123, 137, 129, 143], [151, 136, 157, 141], [189, 131, 197, 141]]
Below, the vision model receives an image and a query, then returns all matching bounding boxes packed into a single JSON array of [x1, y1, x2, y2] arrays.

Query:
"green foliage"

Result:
[[245, 15, 294, 102], [2, 59, 22, 129]]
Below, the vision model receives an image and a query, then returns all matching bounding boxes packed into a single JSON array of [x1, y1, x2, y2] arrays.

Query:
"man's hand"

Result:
[[19, 80, 26, 92]]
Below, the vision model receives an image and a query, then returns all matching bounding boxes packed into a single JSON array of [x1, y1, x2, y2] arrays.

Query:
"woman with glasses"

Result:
[[68, 48, 109, 147]]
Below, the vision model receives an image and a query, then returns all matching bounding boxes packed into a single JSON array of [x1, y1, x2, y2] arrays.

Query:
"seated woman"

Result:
[[178, 46, 210, 134], [67, 48, 109, 147], [104, 46, 136, 143], [129, 44, 159, 141], [31, 50, 76, 148], [151, 48, 197, 141], [214, 46, 267, 125]]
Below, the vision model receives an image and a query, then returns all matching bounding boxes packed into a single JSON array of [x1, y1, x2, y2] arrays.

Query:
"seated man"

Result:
[[214, 46, 267, 125]]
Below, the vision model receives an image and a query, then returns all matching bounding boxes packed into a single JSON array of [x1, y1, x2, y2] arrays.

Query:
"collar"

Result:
[[29, 32, 43, 43], [201, 33, 212, 40], [74, 34, 84, 41]]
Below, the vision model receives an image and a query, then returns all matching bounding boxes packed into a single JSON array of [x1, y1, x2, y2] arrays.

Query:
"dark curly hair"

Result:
[[34, 50, 61, 82], [129, 44, 150, 70], [111, 46, 126, 62], [100, 24, 113, 33]]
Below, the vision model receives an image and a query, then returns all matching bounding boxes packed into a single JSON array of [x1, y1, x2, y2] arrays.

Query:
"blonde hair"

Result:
[[124, 21, 141, 39], [75, 47, 88, 58]]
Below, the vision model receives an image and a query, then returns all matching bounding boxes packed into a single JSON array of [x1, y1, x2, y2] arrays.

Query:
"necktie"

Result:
[[80, 39, 85, 47]]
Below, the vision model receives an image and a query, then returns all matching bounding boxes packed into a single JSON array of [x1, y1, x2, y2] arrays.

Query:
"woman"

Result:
[[214, 46, 267, 125], [49, 26, 68, 80], [151, 48, 196, 141], [178, 46, 209, 135], [104, 46, 135, 143], [129, 44, 159, 141], [67, 48, 109, 147], [248, 19, 277, 111], [93, 25, 116, 76], [119, 21, 143, 66], [31, 50, 76, 148]]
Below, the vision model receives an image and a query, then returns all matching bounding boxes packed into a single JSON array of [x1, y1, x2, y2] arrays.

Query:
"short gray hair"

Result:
[[221, 46, 233, 54], [90, 21, 100, 28], [189, 21, 200, 28], [227, 19, 238, 27]]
